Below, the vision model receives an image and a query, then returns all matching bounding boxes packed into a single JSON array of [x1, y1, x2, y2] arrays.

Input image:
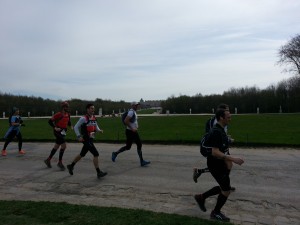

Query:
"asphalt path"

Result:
[[0, 142, 299, 225]]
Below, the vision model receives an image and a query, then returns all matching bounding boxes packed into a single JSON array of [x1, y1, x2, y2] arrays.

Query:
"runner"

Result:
[[112, 102, 150, 167], [44, 101, 72, 170], [194, 108, 244, 222], [67, 103, 107, 179], [2, 107, 25, 156]]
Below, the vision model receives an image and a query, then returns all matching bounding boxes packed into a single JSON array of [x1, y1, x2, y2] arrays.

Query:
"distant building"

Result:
[[141, 100, 162, 108]]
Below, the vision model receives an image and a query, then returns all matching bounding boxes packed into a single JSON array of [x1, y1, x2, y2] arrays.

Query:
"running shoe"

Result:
[[141, 160, 151, 167], [67, 164, 74, 175], [193, 168, 201, 183], [57, 162, 65, 171], [111, 152, 117, 162], [210, 210, 230, 222], [44, 159, 52, 168], [97, 170, 107, 178], [19, 150, 26, 155], [194, 194, 206, 212], [2, 149, 7, 156]]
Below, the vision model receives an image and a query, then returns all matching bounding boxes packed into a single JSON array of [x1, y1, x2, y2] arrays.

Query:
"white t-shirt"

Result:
[[126, 109, 138, 130]]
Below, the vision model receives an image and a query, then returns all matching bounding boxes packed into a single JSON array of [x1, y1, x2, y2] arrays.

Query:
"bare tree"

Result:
[[278, 34, 300, 76]]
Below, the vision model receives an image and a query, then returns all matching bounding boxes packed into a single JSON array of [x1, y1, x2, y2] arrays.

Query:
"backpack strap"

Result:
[[84, 115, 96, 123], [205, 116, 214, 133], [123, 109, 135, 124], [129, 110, 136, 123]]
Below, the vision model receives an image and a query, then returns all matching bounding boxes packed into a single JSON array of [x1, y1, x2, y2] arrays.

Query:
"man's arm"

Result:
[[74, 117, 85, 140], [95, 122, 103, 133], [124, 116, 137, 132], [211, 147, 244, 165]]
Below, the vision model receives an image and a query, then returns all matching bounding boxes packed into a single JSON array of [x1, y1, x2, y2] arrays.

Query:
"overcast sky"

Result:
[[1, 0, 299, 102]]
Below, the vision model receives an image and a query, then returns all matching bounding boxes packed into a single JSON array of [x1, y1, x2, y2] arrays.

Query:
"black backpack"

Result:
[[200, 117, 215, 157], [205, 116, 215, 133], [200, 132, 213, 157], [121, 110, 136, 125], [200, 126, 226, 157]]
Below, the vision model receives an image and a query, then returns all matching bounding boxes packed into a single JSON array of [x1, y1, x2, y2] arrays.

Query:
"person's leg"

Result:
[[193, 167, 210, 183], [44, 145, 58, 168], [224, 161, 236, 191], [203, 186, 222, 199], [195, 159, 225, 213], [131, 131, 150, 166], [93, 156, 99, 168], [16, 132, 24, 152], [48, 144, 59, 158], [210, 191, 230, 222], [58, 142, 66, 161], [44, 133, 61, 167], [67, 143, 88, 175], [214, 191, 230, 212], [72, 154, 82, 165], [67, 154, 82, 175], [2, 138, 11, 156], [3, 139, 10, 151], [134, 132, 143, 161], [3, 138, 12, 151], [195, 186, 220, 212], [57, 142, 67, 170], [89, 142, 107, 178], [210, 172, 231, 221], [3, 131, 16, 150], [112, 129, 133, 162]]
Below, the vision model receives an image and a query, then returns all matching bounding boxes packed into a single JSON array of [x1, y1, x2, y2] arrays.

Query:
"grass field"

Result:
[[1, 113, 299, 147], [0, 200, 232, 225]]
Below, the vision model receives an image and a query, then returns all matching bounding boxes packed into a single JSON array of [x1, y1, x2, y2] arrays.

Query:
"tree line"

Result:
[[0, 95, 131, 117], [161, 75, 300, 114], [0, 74, 299, 117]]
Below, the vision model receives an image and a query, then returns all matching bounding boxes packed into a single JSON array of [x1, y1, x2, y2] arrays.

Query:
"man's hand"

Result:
[[232, 157, 244, 165], [212, 148, 244, 166], [54, 127, 61, 132], [131, 128, 138, 132], [78, 137, 84, 142]]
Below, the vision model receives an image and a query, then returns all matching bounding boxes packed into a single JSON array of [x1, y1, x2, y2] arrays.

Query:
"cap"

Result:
[[61, 101, 69, 107], [131, 101, 140, 106]]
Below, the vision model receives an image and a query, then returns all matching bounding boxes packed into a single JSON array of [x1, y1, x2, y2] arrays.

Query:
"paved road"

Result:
[[0, 142, 299, 225]]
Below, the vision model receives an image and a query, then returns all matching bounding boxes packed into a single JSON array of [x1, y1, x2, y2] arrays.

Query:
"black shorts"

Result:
[[207, 157, 231, 192], [54, 132, 66, 145], [125, 129, 142, 150], [80, 140, 99, 157]]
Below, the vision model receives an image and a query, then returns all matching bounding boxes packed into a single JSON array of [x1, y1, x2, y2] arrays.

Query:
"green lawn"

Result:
[[0, 200, 232, 225], [1, 113, 300, 147]]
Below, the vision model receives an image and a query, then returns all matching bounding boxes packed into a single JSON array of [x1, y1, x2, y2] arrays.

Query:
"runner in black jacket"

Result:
[[194, 108, 244, 222]]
